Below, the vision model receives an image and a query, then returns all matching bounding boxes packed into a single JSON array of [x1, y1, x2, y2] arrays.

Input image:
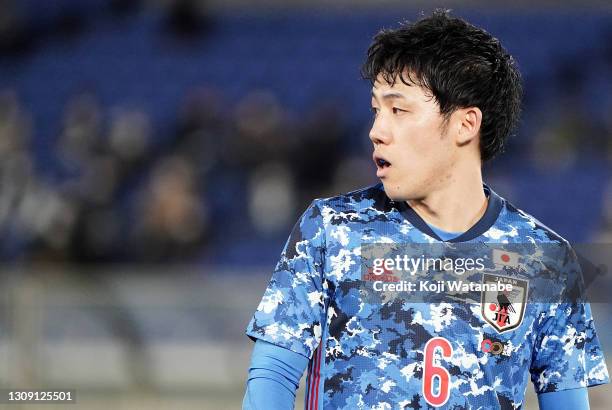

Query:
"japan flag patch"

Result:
[[492, 249, 520, 268]]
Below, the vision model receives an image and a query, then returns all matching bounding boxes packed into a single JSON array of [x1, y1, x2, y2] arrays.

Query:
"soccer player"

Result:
[[243, 10, 609, 409]]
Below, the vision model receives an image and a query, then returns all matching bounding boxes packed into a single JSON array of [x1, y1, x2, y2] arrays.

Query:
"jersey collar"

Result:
[[395, 184, 503, 243]]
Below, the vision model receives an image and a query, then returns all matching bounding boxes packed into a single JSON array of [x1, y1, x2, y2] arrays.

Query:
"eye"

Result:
[[392, 107, 406, 115], [371, 107, 380, 117]]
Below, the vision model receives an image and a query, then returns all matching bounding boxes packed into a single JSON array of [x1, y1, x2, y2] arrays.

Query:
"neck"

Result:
[[407, 163, 487, 233]]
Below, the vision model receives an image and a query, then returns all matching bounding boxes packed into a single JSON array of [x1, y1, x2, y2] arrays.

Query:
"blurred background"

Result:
[[0, 0, 610, 408]]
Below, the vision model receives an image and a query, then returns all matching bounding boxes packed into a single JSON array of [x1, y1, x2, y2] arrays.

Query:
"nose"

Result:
[[369, 117, 392, 146]]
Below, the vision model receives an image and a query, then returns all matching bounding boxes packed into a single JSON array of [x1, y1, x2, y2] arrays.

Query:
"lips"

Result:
[[373, 153, 391, 178]]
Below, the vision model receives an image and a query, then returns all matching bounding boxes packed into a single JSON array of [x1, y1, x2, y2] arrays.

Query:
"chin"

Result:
[[381, 180, 426, 202], [381, 181, 409, 202]]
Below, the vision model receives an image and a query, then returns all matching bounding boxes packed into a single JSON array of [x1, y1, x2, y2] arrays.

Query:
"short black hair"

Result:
[[362, 9, 522, 162]]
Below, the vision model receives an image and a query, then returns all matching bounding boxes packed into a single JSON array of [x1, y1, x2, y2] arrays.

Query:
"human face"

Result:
[[370, 75, 457, 201]]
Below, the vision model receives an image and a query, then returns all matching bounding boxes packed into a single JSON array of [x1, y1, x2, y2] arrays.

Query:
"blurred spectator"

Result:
[[230, 90, 292, 172], [174, 86, 227, 177], [130, 155, 209, 262], [0, 90, 77, 261], [108, 107, 150, 163], [57, 92, 103, 179], [248, 161, 296, 235]]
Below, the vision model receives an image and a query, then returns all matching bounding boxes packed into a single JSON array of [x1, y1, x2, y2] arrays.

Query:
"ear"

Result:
[[455, 107, 482, 145]]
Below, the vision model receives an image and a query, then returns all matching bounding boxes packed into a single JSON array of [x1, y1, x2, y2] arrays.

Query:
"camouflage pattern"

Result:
[[246, 183, 609, 409]]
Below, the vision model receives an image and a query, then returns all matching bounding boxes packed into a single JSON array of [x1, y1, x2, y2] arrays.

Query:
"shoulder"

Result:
[[312, 183, 392, 214], [293, 183, 389, 230], [498, 194, 570, 246], [296, 183, 394, 237]]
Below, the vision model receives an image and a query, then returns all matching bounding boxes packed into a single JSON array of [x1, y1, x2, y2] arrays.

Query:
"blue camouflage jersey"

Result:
[[246, 183, 609, 409]]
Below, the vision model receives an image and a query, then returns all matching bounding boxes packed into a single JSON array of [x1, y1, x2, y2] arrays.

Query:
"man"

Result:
[[243, 10, 609, 409]]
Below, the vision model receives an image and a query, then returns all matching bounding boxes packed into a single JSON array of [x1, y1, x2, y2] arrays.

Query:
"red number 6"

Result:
[[423, 337, 452, 407]]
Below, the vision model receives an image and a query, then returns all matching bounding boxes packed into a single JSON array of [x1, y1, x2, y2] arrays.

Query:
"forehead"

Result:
[[371, 73, 431, 102]]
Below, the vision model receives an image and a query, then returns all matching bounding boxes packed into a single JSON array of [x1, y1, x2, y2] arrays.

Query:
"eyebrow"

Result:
[[371, 91, 407, 101]]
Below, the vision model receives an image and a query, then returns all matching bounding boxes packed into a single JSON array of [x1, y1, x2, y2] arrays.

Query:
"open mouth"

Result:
[[376, 158, 391, 168], [373, 154, 391, 178], [374, 154, 392, 169]]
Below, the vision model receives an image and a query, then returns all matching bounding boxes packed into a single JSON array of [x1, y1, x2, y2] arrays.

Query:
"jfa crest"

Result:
[[481, 273, 528, 333]]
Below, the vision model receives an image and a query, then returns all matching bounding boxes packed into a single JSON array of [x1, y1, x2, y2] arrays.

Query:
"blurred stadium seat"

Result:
[[0, 1, 610, 408]]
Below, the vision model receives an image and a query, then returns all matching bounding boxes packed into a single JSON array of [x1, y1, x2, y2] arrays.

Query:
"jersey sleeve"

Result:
[[245, 200, 327, 359], [530, 243, 610, 393]]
